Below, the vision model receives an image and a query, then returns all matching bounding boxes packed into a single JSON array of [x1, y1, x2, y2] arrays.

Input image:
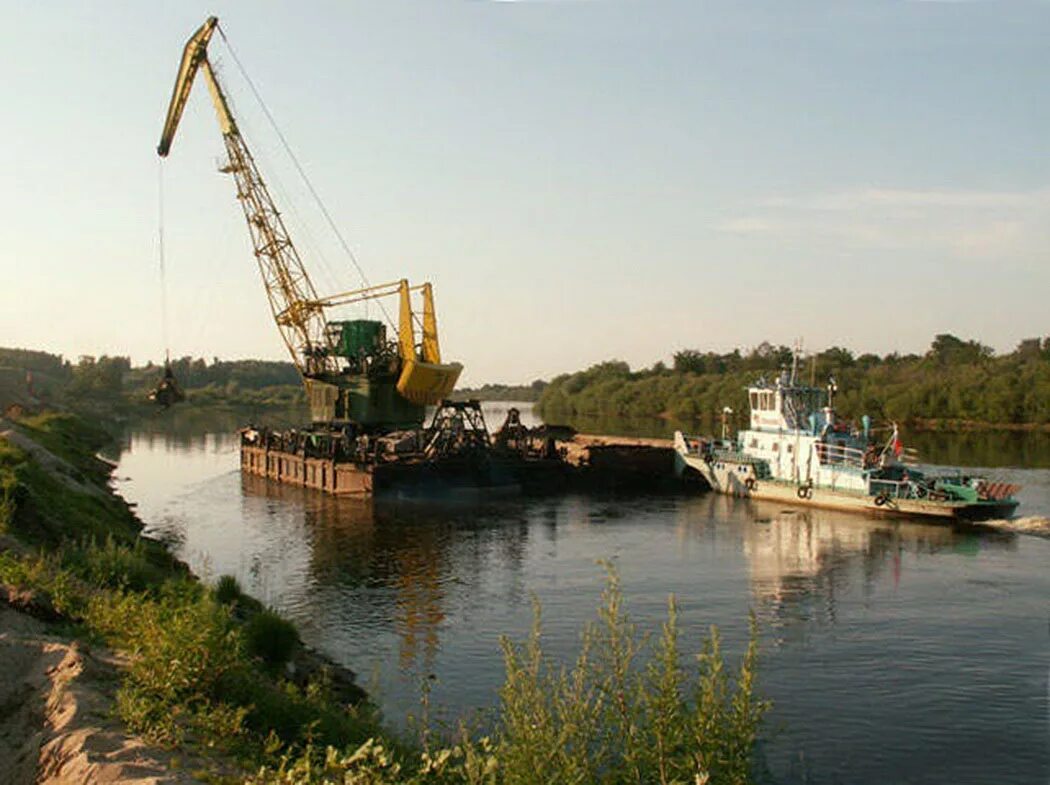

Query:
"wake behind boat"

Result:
[[673, 361, 1019, 521]]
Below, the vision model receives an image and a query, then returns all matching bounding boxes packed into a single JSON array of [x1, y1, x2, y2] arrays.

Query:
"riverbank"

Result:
[[0, 413, 377, 782], [1, 411, 771, 784]]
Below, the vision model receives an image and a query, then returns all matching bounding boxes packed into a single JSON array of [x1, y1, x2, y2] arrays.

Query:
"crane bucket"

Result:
[[396, 358, 463, 406]]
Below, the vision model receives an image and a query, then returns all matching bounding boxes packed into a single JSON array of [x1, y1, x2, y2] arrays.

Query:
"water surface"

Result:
[[113, 406, 1050, 784]]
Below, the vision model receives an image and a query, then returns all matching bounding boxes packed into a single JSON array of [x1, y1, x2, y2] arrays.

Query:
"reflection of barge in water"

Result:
[[241, 401, 680, 497], [674, 365, 1020, 521]]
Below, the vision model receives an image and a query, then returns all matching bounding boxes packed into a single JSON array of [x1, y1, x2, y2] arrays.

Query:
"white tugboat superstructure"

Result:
[[673, 362, 1019, 520]]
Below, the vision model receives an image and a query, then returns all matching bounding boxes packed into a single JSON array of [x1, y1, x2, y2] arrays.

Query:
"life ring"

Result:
[[745, 477, 757, 491], [874, 494, 888, 507]]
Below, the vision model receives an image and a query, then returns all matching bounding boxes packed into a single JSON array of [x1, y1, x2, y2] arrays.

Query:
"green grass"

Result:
[[244, 609, 301, 675], [216, 574, 244, 605]]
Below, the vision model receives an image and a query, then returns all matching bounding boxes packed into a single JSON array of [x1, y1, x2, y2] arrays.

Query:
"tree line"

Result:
[[537, 334, 1050, 429], [0, 348, 304, 410]]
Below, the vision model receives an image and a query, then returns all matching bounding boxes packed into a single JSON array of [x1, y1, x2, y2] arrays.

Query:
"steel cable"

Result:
[[215, 23, 394, 330]]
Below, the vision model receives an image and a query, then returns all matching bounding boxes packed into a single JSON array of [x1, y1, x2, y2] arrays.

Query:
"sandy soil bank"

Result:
[[0, 603, 201, 784]]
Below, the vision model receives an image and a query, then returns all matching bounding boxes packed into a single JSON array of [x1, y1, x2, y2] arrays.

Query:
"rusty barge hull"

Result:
[[240, 436, 683, 497], [241, 444, 540, 496]]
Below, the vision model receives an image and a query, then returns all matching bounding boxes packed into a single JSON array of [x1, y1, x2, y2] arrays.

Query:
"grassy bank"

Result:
[[0, 412, 770, 783]]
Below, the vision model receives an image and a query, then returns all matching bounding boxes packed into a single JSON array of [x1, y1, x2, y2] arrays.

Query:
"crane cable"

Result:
[[215, 23, 395, 330], [157, 159, 171, 366]]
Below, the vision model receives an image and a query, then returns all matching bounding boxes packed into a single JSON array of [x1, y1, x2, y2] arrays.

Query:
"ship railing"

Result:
[[869, 477, 928, 500], [814, 442, 868, 470], [678, 435, 734, 457]]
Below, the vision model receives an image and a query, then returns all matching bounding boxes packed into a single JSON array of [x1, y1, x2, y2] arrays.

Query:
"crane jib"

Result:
[[156, 16, 463, 427]]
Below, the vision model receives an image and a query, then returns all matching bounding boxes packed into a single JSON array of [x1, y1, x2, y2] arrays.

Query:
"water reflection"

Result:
[[114, 413, 1050, 785], [240, 474, 538, 673], [729, 500, 1016, 628]]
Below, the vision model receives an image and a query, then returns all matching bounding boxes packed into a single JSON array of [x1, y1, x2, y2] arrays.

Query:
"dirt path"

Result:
[[0, 606, 201, 785]]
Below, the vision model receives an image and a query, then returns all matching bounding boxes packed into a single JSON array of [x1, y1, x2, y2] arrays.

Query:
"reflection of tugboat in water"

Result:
[[673, 359, 1019, 520]]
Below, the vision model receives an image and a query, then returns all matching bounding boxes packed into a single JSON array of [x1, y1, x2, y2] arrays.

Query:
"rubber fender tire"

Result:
[[874, 494, 888, 507], [797, 486, 809, 500], [914, 486, 927, 499], [745, 477, 756, 491]]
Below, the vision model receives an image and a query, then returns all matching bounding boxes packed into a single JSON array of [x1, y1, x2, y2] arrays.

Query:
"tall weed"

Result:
[[249, 563, 770, 785], [495, 562, 769, 784]]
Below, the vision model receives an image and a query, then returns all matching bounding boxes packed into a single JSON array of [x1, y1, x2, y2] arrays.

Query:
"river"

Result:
[[111, 404, 1050, 784]]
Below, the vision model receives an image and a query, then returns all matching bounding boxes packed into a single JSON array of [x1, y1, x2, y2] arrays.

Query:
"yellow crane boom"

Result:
[[156, 17, 462, 424], [158, 16, 328, 378]]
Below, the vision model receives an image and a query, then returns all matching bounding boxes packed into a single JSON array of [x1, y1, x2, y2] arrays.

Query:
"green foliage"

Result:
[[0, 439, 20, 534], [495, 563, 768, 784], [123, 357, 304, 409], [92, 588, 245, 745], [216, 573, 244, 605], [0, 412, 379, 762], [244, 609, 301, 674], [248, 565, 770, 785], [17, 411, 114, 472], [451, 381, 547, 403], [62, 535, 164, 592], [541, 333, 1050, 429], [0, 344, 306, 414], [68, 355, 130, 400]]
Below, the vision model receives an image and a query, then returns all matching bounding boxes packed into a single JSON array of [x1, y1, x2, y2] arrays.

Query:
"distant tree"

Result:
[[673, 350, 706, 374], [1015, 338, 1041, 359], [928, 334, 992, 365], [818, 347, 855, 368]]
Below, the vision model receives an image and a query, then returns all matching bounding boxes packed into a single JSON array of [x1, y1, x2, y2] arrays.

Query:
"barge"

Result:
[[241, 403, 683, 497]]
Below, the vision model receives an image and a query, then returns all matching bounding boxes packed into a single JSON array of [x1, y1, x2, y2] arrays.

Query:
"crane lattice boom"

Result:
[[157, 16, 463, 426], [157, 16, 330, 377]]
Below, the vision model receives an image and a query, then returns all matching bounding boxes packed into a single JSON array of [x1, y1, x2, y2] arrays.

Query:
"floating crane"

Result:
[[157, 16, 461, 429]]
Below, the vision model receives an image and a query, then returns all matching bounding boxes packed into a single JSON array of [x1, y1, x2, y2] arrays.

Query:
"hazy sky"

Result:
[[2, 1, 1048, 384]]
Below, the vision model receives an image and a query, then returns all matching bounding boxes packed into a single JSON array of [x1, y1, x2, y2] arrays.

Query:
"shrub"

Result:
[[64, 535, 162, 592], [247, 564, 770, 785], [85, 587, 244, 745], [495, 562, 769, 784], [215, 573, 243, 605], [244, 608, 300, 673]]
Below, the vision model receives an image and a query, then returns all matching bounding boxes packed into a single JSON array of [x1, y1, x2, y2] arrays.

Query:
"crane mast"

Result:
[[157, 17, 462, 428]]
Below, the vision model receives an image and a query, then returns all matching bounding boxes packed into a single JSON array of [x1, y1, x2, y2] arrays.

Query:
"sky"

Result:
[[2, 0, 1048, 385]]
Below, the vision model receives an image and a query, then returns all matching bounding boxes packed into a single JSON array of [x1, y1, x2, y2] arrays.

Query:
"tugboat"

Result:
[[673, 360, 1020, 521]]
